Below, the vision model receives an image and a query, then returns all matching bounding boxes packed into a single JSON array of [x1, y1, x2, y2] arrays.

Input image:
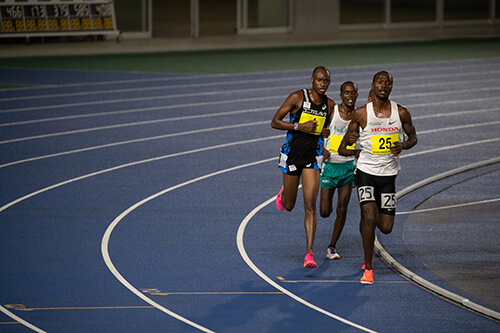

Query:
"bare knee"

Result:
[[378, 223, 393, 234], [377, 215, 395, 234], [283, 202, 295, 211], [304, 201, 316, 215], [320, 206, 332, 218]]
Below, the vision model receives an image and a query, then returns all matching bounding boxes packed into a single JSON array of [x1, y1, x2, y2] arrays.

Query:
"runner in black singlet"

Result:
[[271, 66, 335, 269]]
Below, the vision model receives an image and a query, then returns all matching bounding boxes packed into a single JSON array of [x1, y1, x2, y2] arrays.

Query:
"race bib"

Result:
[[328, 134, 355, 154], [298, 112, 325, 136], [370, 133, 398, 155], [381, 193, 397, 209]]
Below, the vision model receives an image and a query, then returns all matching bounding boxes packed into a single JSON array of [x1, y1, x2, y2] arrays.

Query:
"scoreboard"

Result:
[[0, 0, 120, 39]]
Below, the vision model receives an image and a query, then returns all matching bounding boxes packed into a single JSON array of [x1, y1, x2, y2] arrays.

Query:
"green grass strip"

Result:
[[1, 37, 499, 74]]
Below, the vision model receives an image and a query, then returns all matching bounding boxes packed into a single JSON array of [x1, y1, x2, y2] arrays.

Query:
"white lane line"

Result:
[[101, 158, 276, 333], [1, 113, 498, 148], [375, 157, 500, 321], [0, 86, 292, 114], [1, 68, 500, 114], [0, 106, 276, 127], [236, 198, 377, 333], [2, 83, 499, 120], [0, 146, 276, 331], [0, 134, 282, 169], [1, 129, 498, 174], [0, 76, 305, 102], [397, 198, 500, 215], [1, 57, 495, 93], [400, 137, 500, 158], [0, 120, 269, 145], [1, 65, 498, 102], [0, 306, 46, 333], [2, 70, 499, 103], [417, 120, 500, 134], [0, 137, 497, 330], [1, 100, 498, 129]]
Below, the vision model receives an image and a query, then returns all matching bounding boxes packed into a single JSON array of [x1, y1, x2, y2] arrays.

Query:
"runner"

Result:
[[319, 81, 359, 261], [271, 66, 335, 268], [339, 71, 418, 284]]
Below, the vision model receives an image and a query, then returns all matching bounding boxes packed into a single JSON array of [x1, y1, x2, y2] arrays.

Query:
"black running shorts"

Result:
[[355, 169, 397, 215]]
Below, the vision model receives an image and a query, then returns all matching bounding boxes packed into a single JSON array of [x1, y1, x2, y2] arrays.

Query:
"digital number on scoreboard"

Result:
[[0, 0, 118, 35]]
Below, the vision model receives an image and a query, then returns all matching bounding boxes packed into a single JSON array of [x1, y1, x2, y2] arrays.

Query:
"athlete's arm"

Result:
[[271, 90, 302, 131], [390, 105, 418, 156], [321, 97, 336, 138], [271, 90, 319, 133], [338, 107, 362, 156]]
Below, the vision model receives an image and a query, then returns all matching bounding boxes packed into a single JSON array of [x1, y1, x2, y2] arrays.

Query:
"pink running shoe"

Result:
[[275, 186, 285, 211], [303, 251, 317, 269]]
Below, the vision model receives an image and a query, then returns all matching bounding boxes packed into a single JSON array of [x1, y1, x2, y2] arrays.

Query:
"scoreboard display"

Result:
[[0, 0, 119, 38]]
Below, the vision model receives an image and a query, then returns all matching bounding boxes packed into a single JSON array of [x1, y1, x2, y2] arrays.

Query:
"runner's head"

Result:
[[311, 66, 331, 95], [371, 71, 393, 100], [339, 81, 358, 109]]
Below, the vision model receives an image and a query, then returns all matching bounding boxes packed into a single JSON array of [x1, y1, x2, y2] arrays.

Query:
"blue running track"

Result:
[[0, 57, 499, 332]]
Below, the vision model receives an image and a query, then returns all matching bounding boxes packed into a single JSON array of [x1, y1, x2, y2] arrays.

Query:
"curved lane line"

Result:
[[375, 157, 500, 321], [0, 152, 276, 332], [100, 158, 274, 333], [1, 143, 497, 330], [236, 198, 378, 333], [397, 198, 500, 215]]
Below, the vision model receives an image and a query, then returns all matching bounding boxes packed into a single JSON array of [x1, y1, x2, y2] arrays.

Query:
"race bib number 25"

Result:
[[371, 133, 398, 155]]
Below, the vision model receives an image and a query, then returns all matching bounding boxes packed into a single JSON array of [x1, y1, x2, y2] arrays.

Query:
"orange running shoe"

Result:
[[360, 269, 374, 284], [303, 251, 317, 269]]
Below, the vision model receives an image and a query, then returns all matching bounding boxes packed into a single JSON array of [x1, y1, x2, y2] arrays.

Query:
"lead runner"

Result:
[[338, 71, 418, 284]]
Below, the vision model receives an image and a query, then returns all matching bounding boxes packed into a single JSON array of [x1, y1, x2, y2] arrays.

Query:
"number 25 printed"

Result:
[[378, 137, 392, 150], [358, 186, 374, 202]]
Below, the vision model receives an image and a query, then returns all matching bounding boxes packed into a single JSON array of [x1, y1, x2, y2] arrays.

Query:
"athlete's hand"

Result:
[[390, 141, 403, 156], [302, 120, 318, 133], [322, 128, 330, 138], [321, 147, 331, 159], [346, 132, 360, 145]]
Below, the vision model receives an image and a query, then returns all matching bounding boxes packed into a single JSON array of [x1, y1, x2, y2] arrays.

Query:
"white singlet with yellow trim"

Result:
[[356, 101, 403, 176], [324, 105, 356, 163]]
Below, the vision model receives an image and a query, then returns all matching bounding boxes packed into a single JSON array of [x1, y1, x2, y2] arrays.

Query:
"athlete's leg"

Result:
[[319, 186, 335, 218], [359, 202, 378, 271], [280, 172, 300, 211], [301, 168, 320, 252], [329, 182, 353, 247], [377, 214, 395, 234]]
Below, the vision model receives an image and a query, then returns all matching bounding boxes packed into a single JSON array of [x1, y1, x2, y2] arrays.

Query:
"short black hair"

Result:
[[312, 66, 330, 77], [372, 71, 393, 83], [340, 81, 358, 93]]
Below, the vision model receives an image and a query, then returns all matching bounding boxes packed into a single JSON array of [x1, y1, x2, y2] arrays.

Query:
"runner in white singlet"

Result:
[[319, 81, 359, 261], [338, 71, 418, 284]]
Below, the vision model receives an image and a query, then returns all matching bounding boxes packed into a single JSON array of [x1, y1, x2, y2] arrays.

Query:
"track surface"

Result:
[[0, 56, 499, 332]]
